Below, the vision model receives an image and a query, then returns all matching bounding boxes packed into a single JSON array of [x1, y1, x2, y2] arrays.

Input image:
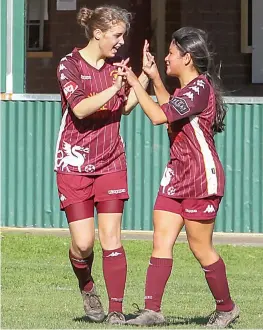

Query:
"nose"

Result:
[[165, 54, 169, 62], [119, 36, 124, 45]]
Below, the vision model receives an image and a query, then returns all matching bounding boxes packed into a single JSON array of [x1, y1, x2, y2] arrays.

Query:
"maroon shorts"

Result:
[[154, 194, 222, 220], [56, 171, 129, 221]]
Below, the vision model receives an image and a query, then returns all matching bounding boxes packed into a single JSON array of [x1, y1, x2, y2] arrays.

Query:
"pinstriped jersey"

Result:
[[54, 48, 128, 175], [159, 75, 225, 198]]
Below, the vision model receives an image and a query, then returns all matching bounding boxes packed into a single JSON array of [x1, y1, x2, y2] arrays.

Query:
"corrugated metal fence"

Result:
[[1, 97, 263, 232]]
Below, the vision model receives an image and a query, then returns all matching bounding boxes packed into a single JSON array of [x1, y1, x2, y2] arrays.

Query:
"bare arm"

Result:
[[122, 71, 149, 115], [152, 74, 170, 105], [131, 80, 167, 125], [73, 85, 119, 119]]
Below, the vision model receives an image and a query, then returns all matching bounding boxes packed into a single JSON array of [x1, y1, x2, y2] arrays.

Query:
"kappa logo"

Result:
[[59, 64, 66, 72], [170, 97, 190, 115], [106, 252, 122, 257], [189, 85, 200, 94], [81, 75, 92, 80], [108, 189, 126, 195], [202, 268, 212, 273], [63, 81, 78, 99], [196, 79, 206, 88], [204, 205, 215, 213], [183, 91, 194, 102], [185, 208, 197, 213]]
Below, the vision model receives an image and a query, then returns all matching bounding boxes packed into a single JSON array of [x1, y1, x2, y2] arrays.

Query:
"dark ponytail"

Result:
[[172, 27, 227, 134]]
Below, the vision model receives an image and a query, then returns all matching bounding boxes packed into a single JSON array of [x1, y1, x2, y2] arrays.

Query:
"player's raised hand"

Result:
[[114, 63, 139, 88], [142, 40, 159, 80], [142, 40, 150, 68], [114, 58, 130, 90]]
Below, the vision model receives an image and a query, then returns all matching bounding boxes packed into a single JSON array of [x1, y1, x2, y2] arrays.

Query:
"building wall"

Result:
[[26, 0, 151, 93], [165, 0, 263, 96], [26, 0, 263, 96]]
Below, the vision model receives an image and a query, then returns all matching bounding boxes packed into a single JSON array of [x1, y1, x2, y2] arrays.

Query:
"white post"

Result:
[[6, 0, 13, 93]]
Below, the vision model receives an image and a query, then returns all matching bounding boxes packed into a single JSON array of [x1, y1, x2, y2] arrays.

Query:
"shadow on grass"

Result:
[[73, 315, 100, 324], [166, 315, 208, 326], [72, 314, 238, 328]]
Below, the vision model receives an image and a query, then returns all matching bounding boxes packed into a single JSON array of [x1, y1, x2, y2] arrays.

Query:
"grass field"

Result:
[[1, 233, 263, 329]]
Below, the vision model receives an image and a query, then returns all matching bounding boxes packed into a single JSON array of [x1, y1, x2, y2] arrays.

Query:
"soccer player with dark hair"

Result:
[[54, 5, 149, 324], [115, 27, 239, 328]]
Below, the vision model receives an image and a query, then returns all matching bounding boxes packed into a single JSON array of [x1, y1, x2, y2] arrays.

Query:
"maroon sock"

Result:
[[102, 246, 127, 313], [144, 257, 173, 312], [203, 257, 234, 312], [69, 249, 94, 292]]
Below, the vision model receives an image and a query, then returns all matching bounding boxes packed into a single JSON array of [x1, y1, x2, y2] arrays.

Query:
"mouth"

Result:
[[112, 45, 121, 53]]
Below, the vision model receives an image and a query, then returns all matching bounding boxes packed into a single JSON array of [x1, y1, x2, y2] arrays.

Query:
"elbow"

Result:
[[151, 117, 167, 126], [72, 107, 86, 120], [74, 113, 86, 120], [151, 120, 160, 126]]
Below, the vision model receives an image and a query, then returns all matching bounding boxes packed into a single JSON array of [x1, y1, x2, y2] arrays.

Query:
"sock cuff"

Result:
[[150, 257, 173, 267], [103, 246, 125, 258], [203, 257, 225, 272], [69, 249, 94, 266]]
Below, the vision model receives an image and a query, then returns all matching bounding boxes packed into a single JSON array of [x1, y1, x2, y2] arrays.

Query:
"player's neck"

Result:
[[79, 42, 105, 69], [178, 70, 199, 88]]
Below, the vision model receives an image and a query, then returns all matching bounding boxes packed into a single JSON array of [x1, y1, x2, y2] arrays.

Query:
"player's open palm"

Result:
[[142, 40, 159, 80]]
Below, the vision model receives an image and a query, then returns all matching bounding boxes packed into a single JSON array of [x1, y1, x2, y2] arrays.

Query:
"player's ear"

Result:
[[93, 29, 103, 40], [184, 52, 192, 66]]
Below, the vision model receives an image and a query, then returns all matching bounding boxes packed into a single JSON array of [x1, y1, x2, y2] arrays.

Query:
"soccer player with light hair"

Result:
[[115, 27, 239, 328], [54, 5, 149, 324]]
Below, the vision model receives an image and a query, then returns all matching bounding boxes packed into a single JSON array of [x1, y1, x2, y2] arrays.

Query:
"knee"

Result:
[[153, 231, 174, 253], [188, 240, 216, 264], [99, 228, 121, 250], [72, 238, 94, 256]]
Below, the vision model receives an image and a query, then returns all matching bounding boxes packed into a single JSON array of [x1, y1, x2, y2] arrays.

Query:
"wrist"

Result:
[[152, 72, 161, 83], [111, 84, 120, 93]]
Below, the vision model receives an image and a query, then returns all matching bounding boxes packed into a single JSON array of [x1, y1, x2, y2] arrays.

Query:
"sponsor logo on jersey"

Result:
[[170, 97, 190, 115]]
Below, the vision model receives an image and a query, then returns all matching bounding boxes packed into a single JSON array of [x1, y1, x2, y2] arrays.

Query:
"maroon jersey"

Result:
[[54, 49, 128, 175], [159, 75, 225, 198]]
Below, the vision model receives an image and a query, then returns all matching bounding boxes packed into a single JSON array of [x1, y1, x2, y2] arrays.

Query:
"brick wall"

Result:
[[26, 0, 262, 96], [26, 0, 151, 93], [165, 0, 263, 96]]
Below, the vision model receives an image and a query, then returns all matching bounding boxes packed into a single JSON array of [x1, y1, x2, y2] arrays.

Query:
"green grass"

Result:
[[1, 233, 263, 329]]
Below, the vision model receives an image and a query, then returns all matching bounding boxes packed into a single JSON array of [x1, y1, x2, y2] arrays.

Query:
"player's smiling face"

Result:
[[165, 42, 186, 77], [98, 22, 127, 58]]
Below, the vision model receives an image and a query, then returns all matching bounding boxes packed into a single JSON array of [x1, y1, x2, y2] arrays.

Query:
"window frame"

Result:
[[241, 0, 252, 54]]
